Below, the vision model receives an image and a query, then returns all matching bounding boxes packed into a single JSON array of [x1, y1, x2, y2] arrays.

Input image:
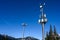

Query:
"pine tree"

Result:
[[48, 24, 54, 40], [54, 25, 58, 40], [45, 25, 59, 40], [54, 25, 57, 36], [49, 24, 53, 36]]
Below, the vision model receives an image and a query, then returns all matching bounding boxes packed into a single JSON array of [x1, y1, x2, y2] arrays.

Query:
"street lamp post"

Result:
[[21, 23, 27, 40], [38, 3, 47, 40]]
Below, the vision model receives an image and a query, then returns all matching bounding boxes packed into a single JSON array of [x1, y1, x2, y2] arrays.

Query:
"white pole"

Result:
[[42, 23, 45, 40]]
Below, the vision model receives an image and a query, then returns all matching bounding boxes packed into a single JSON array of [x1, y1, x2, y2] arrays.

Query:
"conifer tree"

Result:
[[49, 24, 53, 36], [54, 25, 57, 36], [54, 25, 59, 40]]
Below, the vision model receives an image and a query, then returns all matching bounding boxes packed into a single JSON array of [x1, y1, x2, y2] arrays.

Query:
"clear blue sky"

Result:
[[0, 0, 60, 40]]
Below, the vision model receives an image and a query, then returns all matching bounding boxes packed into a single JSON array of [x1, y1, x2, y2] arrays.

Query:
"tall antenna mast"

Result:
[[38, 0, 48, 40], [21, 23, 27, 40]]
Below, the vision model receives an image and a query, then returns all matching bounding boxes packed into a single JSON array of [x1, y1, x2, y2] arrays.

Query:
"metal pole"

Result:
[[22, 23, 27, 40], [22, 26, 25, 40], [38, 3, 47, 40], [42, 23, 44, 40]]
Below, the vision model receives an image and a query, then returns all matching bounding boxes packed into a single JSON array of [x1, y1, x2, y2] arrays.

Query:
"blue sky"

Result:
[[0, 0, 60, 40]]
